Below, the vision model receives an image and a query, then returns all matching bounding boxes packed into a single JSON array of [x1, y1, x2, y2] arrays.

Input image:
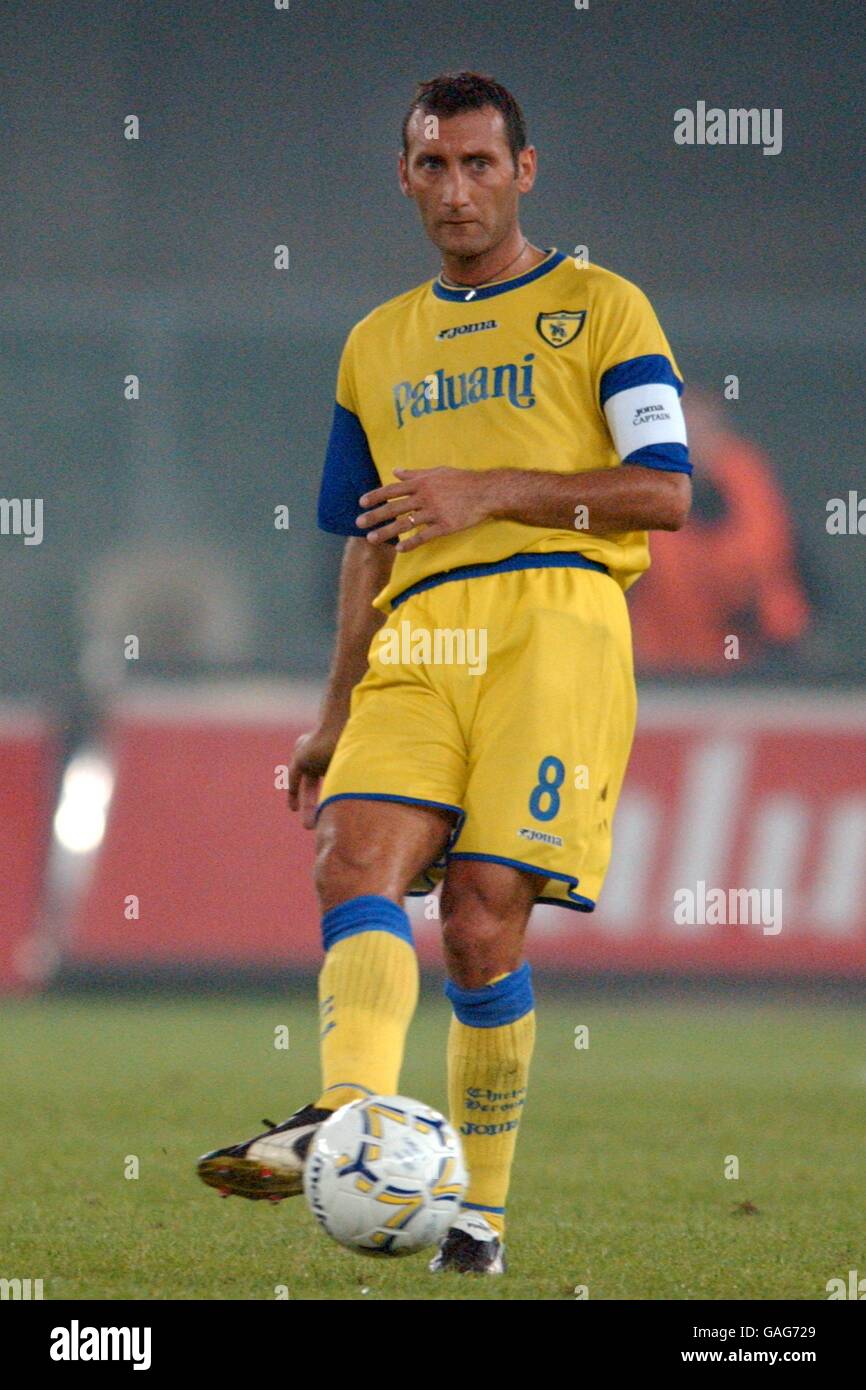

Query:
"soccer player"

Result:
[[198, 71, 691, 1274]]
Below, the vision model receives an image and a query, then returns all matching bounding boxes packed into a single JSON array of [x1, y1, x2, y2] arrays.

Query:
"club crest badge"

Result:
[[535, 309, 587, 348]]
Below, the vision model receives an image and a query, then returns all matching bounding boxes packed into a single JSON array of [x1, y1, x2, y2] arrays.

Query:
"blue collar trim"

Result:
[[432, 248, 565, 302]]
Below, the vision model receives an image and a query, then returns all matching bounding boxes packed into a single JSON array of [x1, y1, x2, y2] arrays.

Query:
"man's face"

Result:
[[399, 105, 536, 259]]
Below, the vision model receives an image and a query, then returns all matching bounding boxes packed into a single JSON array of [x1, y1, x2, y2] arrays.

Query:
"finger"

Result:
[[358, 482, 412, 507], [396, 524, 443, 553], [287, 761, 303, 807], [299, 777, 320, 830], [365, 512, 427, 545], [287, 732, 312, 803], [356, 496, 417, 529]]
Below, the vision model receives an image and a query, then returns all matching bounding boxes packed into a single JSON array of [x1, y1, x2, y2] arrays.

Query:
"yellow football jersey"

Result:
[[318, 248, 689, 610]]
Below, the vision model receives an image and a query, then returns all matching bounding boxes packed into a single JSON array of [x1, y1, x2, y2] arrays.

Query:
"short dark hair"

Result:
[[401, 70, 528, 170]]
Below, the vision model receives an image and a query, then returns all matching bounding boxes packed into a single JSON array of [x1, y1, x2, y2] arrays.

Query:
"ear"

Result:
[[398, 151, 413, 198], [516, 144, 537, 195]]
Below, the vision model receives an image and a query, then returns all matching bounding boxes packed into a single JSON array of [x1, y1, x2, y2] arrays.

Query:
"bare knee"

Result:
[[441, 864, 536, 990], [441, 905, 504, 986], [314, 831, 385, 909]]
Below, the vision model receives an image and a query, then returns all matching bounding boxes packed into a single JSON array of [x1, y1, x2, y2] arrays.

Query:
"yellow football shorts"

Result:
[[317, 556, 637, 910]]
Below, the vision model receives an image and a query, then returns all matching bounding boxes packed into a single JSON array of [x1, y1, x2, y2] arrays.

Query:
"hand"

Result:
[[356, 467, 498, 552], [287, 725, 343, 829]]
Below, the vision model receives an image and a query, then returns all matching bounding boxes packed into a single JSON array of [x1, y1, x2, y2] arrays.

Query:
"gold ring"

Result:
[[407, 513, 416, 527]]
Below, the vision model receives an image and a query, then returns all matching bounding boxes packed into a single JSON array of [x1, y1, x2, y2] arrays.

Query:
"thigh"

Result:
[[315, 796, 455, 912], [317, 594, 472, 900], [440, 857, 538, 986], [452, 567, 637, 911], [319, 610, 468, 818]]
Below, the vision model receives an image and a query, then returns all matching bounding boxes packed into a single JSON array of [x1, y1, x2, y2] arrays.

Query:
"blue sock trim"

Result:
[[461, 1201, 506, 1214], [321, 894, 413, 952], [445, 961, 534, 1028]]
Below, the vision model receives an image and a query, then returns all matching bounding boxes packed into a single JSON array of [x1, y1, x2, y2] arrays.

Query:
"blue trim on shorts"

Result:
[[390, 551, 609, 610], [316, 793, 466, 894], [448, 851, 596, 911], [407, 888, 595, 912], [317, 791, 464, 827], [317, 788, 598, 914], [534, 894, 595, 915]]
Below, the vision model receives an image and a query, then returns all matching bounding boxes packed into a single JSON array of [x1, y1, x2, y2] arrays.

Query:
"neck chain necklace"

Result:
[[440, 237, 531, 289]]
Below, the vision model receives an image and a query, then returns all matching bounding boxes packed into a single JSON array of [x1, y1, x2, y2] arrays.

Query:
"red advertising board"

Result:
[[59, 687, 866, 977], [531, 693, 866, 973], [0, 708, 57, 991]]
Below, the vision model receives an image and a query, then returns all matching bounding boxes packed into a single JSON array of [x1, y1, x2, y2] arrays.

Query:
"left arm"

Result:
[[357, 463, 692, 553]]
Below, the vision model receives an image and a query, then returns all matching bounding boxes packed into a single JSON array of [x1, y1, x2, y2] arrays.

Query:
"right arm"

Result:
[[288, 537, 395, 827], [292, 320, 392, 825]]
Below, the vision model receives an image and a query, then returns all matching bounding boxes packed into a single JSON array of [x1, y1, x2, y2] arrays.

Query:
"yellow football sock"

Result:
[[314, 895, 418, 1112], [446, 964, 536, 1238]]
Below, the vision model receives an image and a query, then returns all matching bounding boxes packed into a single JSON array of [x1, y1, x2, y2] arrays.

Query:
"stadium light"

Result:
[[52, 753, 115, 855]]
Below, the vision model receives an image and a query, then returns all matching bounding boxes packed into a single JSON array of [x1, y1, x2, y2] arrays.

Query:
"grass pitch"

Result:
[[1, 988, 864, 1300]]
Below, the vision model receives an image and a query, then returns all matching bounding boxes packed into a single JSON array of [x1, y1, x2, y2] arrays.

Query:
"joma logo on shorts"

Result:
[[392, 354, 536, 428], [517, 827, 563, 847]]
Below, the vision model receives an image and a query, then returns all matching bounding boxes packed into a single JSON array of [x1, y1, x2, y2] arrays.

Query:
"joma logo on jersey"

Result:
[[393, 353, 535, 428], [436, 319, 498, 340]]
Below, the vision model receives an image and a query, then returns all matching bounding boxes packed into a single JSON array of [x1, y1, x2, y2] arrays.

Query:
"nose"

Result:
[[441, 166, 472, 211]]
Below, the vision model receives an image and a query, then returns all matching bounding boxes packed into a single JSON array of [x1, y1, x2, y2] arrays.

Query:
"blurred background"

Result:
[[2, 0, 865, 990]]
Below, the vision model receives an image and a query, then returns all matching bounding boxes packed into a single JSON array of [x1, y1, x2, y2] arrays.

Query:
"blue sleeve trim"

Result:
[[317, 401, 381, 536], [624, 442, 693, 474], [599, 353, 683, 407]]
